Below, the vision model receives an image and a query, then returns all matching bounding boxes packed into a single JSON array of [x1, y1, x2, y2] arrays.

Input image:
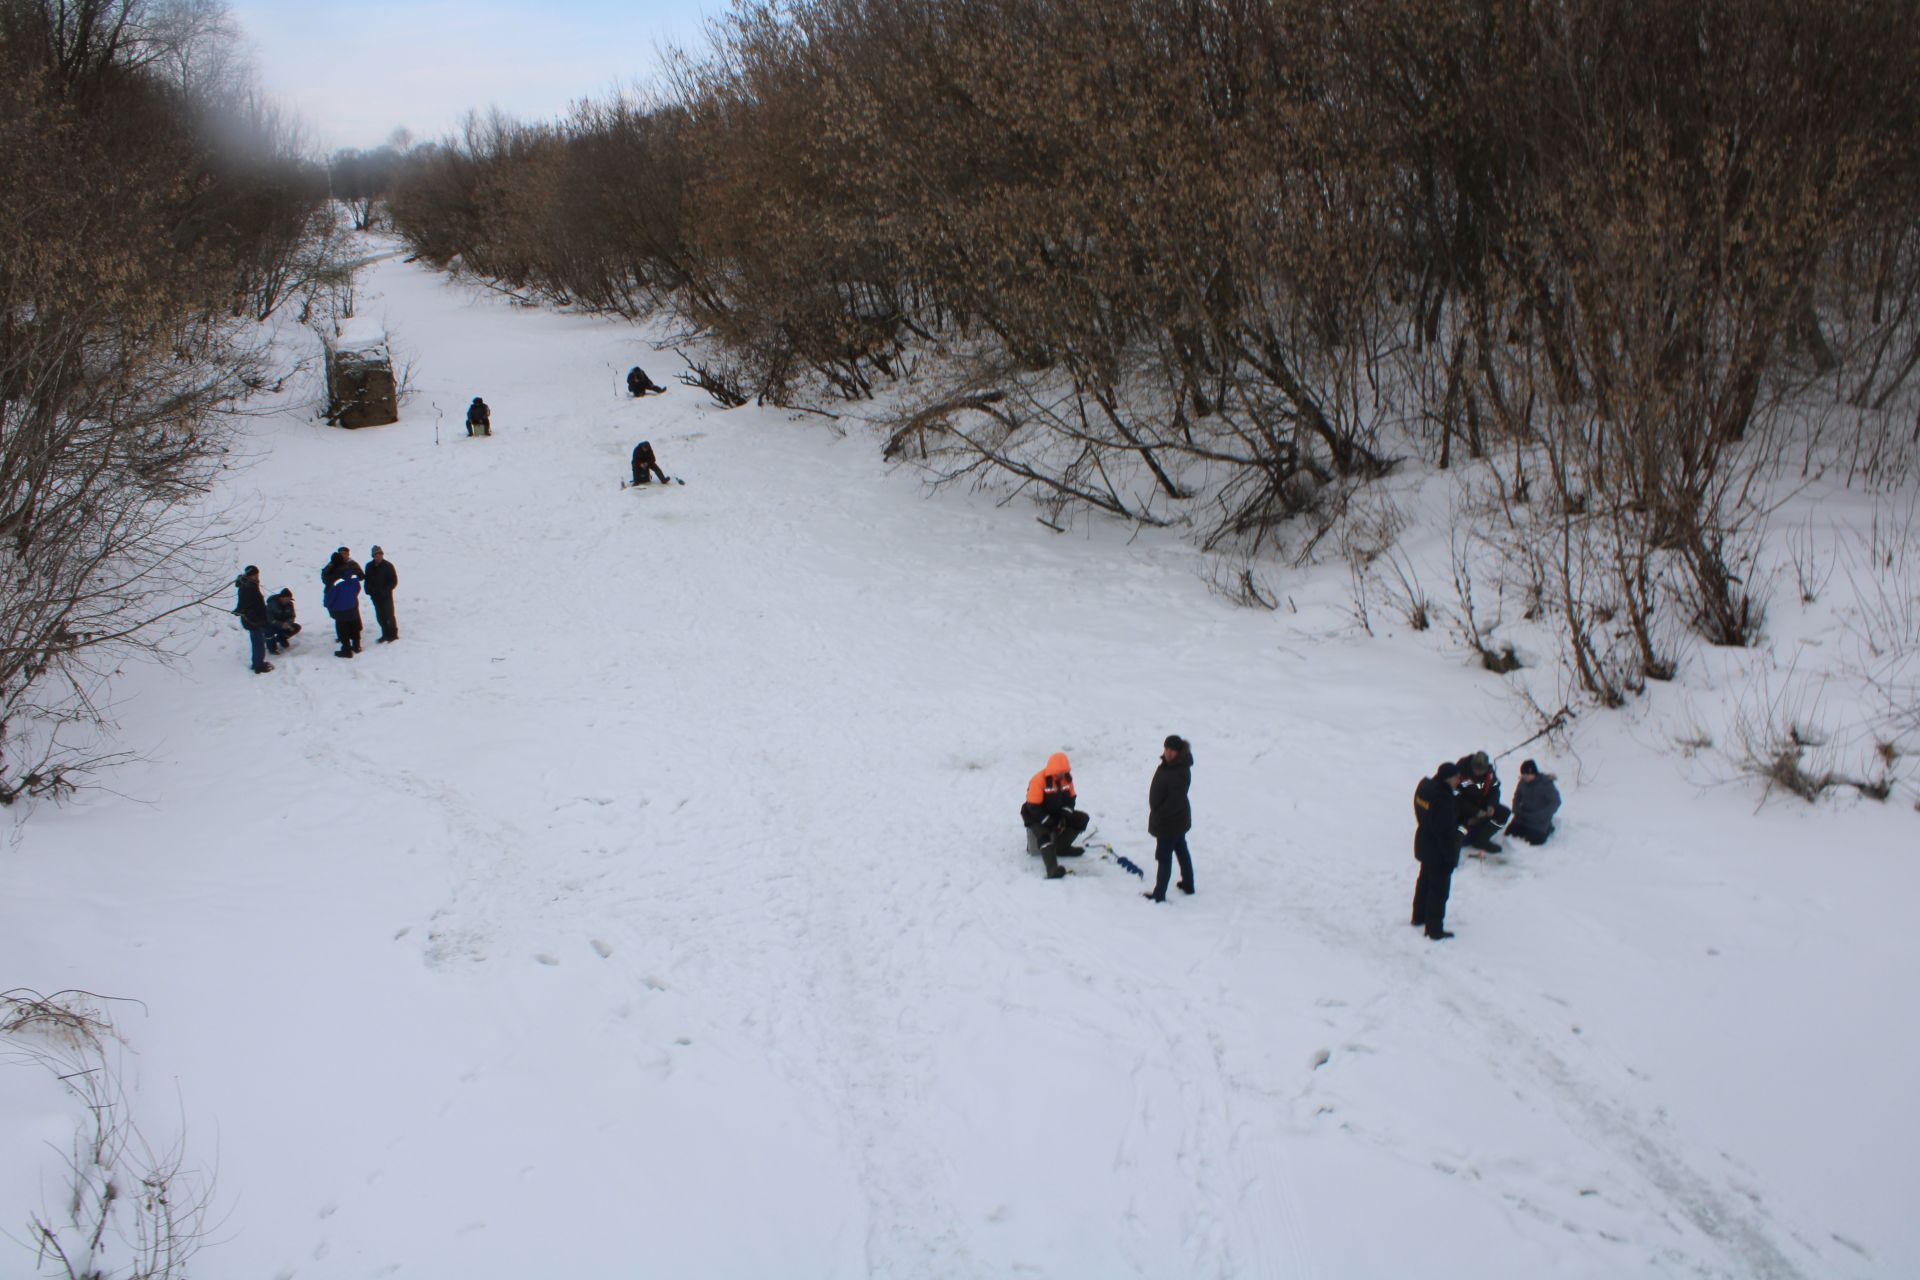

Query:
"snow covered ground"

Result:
[[3, 248, 1915, 1279]]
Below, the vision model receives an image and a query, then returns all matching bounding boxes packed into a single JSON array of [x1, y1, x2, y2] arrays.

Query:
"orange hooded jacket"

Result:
[[1026, 752, 1076, 806]]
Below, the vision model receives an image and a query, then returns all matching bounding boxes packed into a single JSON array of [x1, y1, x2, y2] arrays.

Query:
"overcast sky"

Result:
[[229, 0, 721, 152]]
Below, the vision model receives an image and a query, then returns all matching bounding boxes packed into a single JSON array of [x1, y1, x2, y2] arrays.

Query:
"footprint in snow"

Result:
[[591, 939, 612, 958], [534, 953, 560, 966]]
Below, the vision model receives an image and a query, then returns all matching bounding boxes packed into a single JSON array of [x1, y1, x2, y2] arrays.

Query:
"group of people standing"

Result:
[[234, 546, 400, 672], [1020, 734, 1196, 904], [1412, 752, 1562, 940]]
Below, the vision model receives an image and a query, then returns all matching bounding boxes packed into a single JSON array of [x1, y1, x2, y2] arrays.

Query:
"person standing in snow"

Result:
[[324, 568, 364, 658], [1454, 750, 1510, 855], [627, 366, 666, 396], [364, 545, 400, 643], [1412, 761, 1466, 940], [264, 588, 301, 653], [630, 440, 669, 486], [1504, 759, 1561, 845], [321, 546, 363, 588], [1021, 751, 1089, 880], [1143, 734, 1195, 903], [466, 397, 491, 436], [233, 565, 273, 674]]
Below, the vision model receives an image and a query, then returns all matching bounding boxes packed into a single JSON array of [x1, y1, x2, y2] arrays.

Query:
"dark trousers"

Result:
[[632, 463, 669, 484], [1151, 834, 1193, 899], [370, 591, 398, 641], [1411, 857, 1456, 937], [332, 610, 362, 653], [247, 625, 267, 670], [1465, 804, 1512, 850]]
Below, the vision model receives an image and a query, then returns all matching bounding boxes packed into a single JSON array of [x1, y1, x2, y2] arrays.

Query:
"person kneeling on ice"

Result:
[[1021, 751, 1089, 880], [1454, 750, 1510, 855], [627, 366, 667, 396], [1504, 759, 1561, 846], [630, 440, 669, 486]]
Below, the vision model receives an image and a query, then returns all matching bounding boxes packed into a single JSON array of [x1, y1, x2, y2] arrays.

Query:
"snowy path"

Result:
[[4, 250, 1914, 1278]]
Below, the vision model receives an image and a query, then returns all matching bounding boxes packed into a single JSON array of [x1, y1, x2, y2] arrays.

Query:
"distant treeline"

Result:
[[389, 0, 1920, 706], [0, 0, 328, 800]]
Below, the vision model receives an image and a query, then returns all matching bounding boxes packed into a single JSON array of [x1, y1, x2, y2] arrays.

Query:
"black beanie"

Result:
[[1436, 761, 1461, 781], [1164, 734, 1186, 752], [1520, 758, 1539, 775]]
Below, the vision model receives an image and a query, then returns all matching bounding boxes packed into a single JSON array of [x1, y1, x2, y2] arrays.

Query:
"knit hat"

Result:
[[243, 565, 258, 576], [371, 545, 383, 555], [1468, 751, 1491, 775], [1520, 758, 1539, 776], [1436, 761, 1460, 781], [1164, 734, 1187, 753]]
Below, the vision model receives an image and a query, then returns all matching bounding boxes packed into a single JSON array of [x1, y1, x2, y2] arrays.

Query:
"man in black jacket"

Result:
[[1144, 734, 1195, 902], [630, 440, 669, 486], [320, 547, 363, 588], [233, 565, 273, 674], [1454, 750, 1510, 855], [1412, 761, 1466, 939], [466, 397, 491, 436], [364, 545, 399, 642], [627, 366, 666, 396]]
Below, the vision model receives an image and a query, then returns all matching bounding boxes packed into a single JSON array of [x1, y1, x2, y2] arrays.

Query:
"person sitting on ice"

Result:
[[1021, 751, 1090, 880], [466, 396, 491, 436], [1504, 759, 1561, 846], [630, 440, 670, 486], [627, 366, 667, 397]]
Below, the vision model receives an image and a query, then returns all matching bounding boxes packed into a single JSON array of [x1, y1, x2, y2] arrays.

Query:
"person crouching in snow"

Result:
[[627, 366, 666, 396], [1505, 759, 1561, 845], [1144, 734, 1194, 902], [264, 588, 301, 653], [630, 440, 669, 486], [1021, 751, 1089, 880]]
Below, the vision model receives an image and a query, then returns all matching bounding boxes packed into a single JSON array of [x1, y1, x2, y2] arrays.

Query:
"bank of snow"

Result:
[[3, 248, 1914, 1279]]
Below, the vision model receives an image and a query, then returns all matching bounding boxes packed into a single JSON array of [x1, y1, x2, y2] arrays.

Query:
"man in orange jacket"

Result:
[[1021, 751, 1090, 880]]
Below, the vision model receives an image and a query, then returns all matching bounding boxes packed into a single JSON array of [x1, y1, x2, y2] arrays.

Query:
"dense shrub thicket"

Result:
[[0, 0, 327, 800], [389, 0, 1920, 707]]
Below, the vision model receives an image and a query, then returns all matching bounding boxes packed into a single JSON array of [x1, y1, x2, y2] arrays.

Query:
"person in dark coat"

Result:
[[1143, 734, 1195, 903], [1505, 759, 1562, 845], [364, 545, 399, 643], [1412, 761, 1466, 940], [627, 366, 666, 396], [630, 440, 669, 486], [233, 565, 273, 674], [1021, 751, 1088, 880], [1454, 750, 1511, 854], [466, 397, 491, 436], [264, 588, 301, 653], [323, 570, 363, 658], [320, 547, 363, 588]]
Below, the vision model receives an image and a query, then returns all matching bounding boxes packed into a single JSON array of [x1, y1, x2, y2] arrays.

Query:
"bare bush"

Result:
[[2, 989, 211, 1279]]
